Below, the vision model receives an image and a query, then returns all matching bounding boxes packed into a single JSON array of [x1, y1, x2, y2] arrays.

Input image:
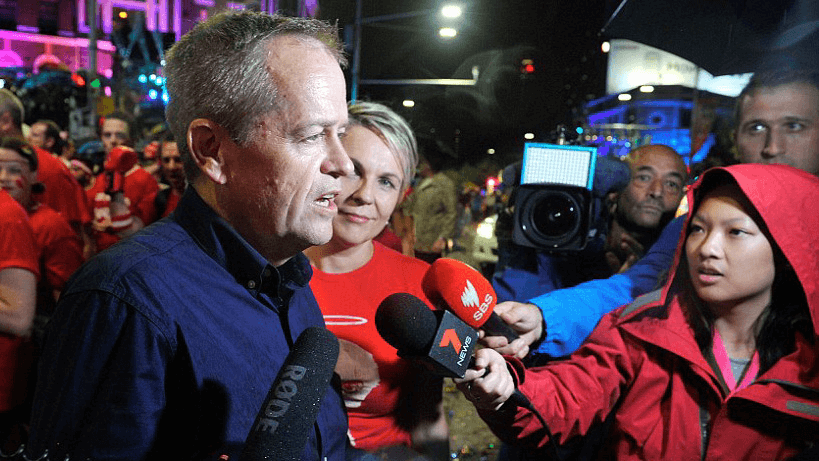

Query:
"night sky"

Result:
[[318, 0, 615, 169]]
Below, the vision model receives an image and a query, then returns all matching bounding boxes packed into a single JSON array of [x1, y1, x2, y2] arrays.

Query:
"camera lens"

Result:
[[531, 192, 579, 239]]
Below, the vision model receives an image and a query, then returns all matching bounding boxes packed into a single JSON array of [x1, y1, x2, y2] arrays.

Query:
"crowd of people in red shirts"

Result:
[[0, 89, 184, 443]]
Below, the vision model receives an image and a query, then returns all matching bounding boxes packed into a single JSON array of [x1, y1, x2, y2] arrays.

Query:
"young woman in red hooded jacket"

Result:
[[456, 163, 819, 460]]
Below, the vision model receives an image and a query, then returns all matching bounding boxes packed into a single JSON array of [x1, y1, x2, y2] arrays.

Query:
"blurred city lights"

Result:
[[639, 85, 655, 93], [487, 148, 495, 154], [618, 93, 632, 101], [524, 132, 535, 140], [601, 41, 610, 53], [402, 99, 415, 107], [439, 27, 457, 38], [476, 219, 495, 239]]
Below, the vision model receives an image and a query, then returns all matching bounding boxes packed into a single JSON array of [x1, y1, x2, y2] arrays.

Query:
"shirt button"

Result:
[[247, 280, 256, 289]]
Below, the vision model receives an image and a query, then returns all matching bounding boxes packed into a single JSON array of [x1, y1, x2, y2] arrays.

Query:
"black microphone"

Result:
[[376, 293, 563, 460], [241, 326, 340, 461], [375, 292, 479, 379]]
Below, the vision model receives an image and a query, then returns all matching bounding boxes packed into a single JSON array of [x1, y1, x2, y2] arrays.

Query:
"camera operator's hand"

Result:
[[605, 232, 645, 274], [480, 301, 544, 359]]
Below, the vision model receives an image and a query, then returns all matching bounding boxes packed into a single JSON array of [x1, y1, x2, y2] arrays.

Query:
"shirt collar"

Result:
[[173, 188, 312, 297]]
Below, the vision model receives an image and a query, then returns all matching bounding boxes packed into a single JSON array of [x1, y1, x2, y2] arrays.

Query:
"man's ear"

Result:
[[606, 191, 619, 214], [188, 119, 226, 184]]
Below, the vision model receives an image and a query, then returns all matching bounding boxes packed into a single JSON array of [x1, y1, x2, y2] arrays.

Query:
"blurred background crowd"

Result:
[[0, 0, 817, 460]]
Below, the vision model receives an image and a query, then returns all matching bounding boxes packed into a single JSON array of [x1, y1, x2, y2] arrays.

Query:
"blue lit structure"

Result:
[[581, 85, 735, 165]]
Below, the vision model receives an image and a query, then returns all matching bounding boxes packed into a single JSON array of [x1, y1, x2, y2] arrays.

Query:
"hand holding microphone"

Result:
[[455, 348, 517, 411], [374, 292, 530, 409], [483, 301, 546, 359], [375, 292, 562, 459], [421, 258, 520, 343]]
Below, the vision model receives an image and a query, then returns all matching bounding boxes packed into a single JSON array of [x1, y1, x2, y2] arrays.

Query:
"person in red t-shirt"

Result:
[[305, 101, 449, 460], [85, 112, 159, 251], [86, 145, 159, 251], [0, 177, 38, 440], [0, 138, 83, 324], [146, 130, 186, 224], [0, 91, 91, 258]]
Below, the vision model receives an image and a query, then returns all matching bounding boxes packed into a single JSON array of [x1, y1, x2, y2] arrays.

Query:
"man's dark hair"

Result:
[[35, 119, 64, 154], [98, 110, 138, 145], [734, 69, 819, 127], [164, 10, 347, 182]]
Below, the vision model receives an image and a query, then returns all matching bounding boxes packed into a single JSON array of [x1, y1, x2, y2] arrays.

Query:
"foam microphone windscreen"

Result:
[[375, 292, 438, 354], [375, 292, 479, 378], [241, 326, 339, 461]]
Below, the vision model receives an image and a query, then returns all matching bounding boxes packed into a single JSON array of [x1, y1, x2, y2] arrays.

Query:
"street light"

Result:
[[350, 1, 471, 101], [439, 27, 457, 38], [441, 5, 462, 18]]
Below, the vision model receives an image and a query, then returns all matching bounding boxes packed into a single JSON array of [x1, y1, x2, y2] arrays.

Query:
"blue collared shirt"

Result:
[[27, 188, 349, 460]]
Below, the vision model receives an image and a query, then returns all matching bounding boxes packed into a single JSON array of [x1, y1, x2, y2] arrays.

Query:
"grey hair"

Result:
[[164, 10, 346, 181], [347, 101, 418, 189]]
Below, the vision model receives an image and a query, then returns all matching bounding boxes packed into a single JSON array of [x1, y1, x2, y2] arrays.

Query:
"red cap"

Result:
[[104, 145, 139, 173], [143, 141, 159, 160]]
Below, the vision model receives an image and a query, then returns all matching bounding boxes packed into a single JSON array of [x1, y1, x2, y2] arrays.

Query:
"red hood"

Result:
[[660, 164, 819, 336]]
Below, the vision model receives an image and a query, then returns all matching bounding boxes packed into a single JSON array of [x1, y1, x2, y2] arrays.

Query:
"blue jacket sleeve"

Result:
[[530, 215, 685, 357], [493, 249, 562, 303], [27, 289, 172, 460]]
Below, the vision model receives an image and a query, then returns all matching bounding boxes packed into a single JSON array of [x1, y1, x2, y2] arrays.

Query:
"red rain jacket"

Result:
[[485, 164, 819, 460]]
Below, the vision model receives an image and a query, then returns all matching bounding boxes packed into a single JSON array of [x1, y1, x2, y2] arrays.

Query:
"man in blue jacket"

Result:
[[25, 11, 354, 461]]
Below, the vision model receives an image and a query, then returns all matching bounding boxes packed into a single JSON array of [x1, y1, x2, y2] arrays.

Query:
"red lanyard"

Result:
[[712, 328, 759, 394]]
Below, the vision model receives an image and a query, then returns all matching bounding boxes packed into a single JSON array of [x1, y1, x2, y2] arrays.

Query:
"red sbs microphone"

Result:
[[422, 258, 519, 342]]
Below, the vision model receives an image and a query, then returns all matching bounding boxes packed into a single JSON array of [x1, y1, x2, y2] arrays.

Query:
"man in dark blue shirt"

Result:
[[25, 11, 354, 461]]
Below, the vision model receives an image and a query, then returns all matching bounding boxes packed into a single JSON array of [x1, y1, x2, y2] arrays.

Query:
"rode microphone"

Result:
[[241, 327, 340, 461], [375, 292, 479, 378], [422, 258, 519, 342]]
